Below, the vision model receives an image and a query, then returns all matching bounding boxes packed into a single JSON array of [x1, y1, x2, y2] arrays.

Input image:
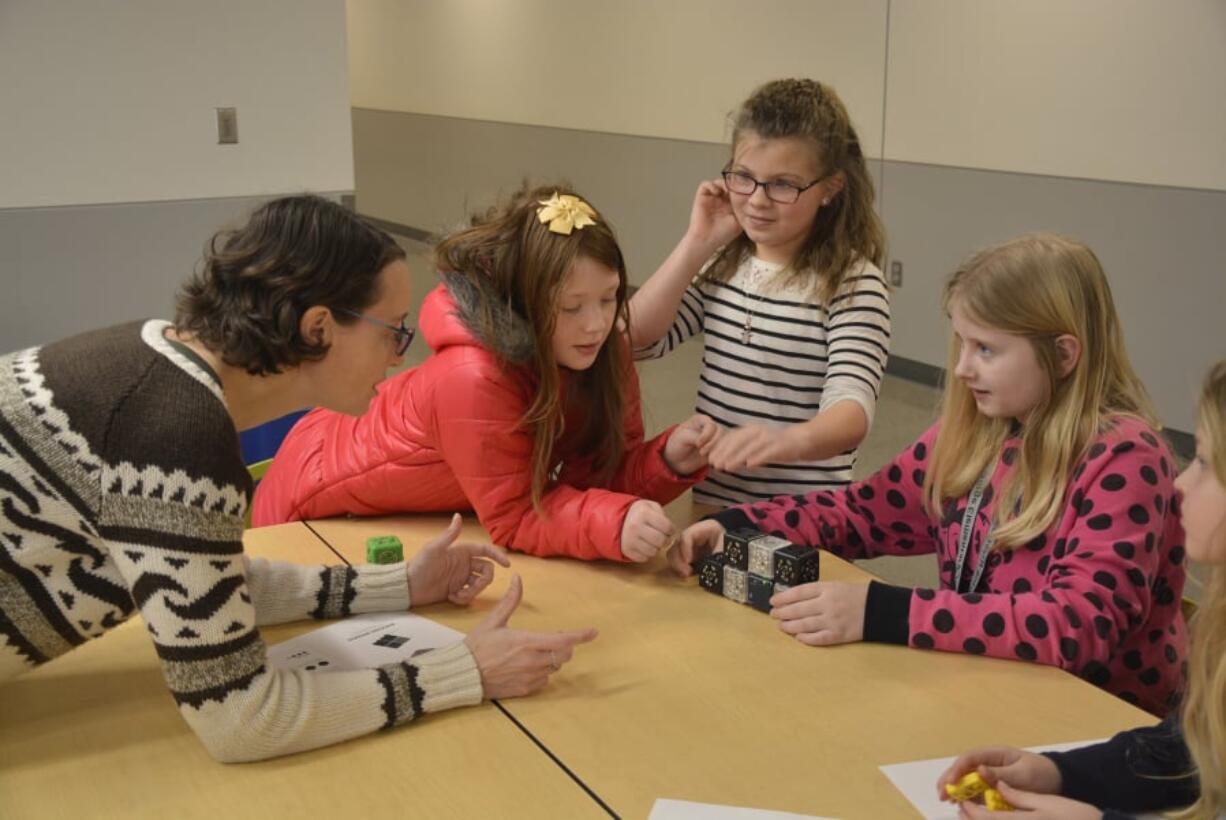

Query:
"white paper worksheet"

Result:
[[267, 612, 464, 672]]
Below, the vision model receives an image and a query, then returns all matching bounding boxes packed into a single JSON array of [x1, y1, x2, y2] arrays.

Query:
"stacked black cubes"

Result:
[[696, 528, 819, 612]]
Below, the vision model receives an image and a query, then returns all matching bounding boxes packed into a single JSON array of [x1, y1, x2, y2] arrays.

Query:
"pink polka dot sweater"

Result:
[[710, 417, 1188, 716]]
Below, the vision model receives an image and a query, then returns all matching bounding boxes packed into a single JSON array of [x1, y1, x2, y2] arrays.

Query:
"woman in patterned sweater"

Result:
[[674, 234, 1186, 717], [0, 195, 596, 761]]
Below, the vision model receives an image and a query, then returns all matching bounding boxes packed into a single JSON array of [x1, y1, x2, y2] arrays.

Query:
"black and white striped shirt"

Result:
[[636, 255, 891, 506]]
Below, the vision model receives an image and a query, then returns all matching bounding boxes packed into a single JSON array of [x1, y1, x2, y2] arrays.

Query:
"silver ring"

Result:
[[548, 650, 559, 671]]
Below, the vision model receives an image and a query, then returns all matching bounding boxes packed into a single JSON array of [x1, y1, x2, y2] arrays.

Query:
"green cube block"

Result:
[[366, 535, 404, 564]]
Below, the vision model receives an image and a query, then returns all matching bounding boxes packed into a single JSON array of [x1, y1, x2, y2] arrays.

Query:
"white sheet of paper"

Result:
[[879, 739, 1168, 820], [267, 612, 464, 672], [648, 798, 834, 820]]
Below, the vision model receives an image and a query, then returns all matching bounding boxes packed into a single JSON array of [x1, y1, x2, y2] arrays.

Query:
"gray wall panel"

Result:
[[353, 108, 1221, 433], [355, 107, 882, 288], [882, 162, 1226, 433], [0, 194, 346, 353], [354, 109, 891, 286], [354, 107, 725, 284]]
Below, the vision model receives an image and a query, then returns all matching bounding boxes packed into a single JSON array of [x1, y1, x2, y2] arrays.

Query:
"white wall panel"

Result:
[[0, 0, 354, 208], [884, 0, 1226, 190]]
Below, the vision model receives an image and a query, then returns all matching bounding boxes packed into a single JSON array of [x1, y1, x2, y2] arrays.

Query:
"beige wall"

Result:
[[0, 0, 354, 208], [884, 0, 1226, 190], [348, 0, 1226, 191], [348, 0, 888, 151]]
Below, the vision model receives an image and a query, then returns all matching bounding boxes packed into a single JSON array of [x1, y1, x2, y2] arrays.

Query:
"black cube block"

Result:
[[696, 553, 728, 595], [722, 528, 757, 571], [748, 573, 774, 612], [774, 544, 820, 586]]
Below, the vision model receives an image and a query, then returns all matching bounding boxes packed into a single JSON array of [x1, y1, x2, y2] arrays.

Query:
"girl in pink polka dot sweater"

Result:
[[675, 234, 1187, 717]]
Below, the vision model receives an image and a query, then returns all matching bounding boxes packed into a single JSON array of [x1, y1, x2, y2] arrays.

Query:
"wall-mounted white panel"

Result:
[[347, 0, 887, 154], [0, 0, 354, 208], [884, 0, 1226, 191]]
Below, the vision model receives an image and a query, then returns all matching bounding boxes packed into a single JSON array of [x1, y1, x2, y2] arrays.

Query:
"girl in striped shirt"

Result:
[[630, 78, 890, 507]]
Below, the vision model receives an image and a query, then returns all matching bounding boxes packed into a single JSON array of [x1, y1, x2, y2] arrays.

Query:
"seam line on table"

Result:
[[492, 700, 621, 819], [298, 519, 619, 817], [303, 521, 351, 565]]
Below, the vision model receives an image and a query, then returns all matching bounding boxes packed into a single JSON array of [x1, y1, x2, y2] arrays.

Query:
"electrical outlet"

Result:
[[216, 107, 238, 144], [889, 260, 903, 287]]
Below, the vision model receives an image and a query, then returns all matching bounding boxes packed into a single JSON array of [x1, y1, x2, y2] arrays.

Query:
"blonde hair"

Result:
[[701, 78, 886, 304], [434, 183, 630, 510], [1173, 361, 1226, 819], [923, 234, 1156, 548]]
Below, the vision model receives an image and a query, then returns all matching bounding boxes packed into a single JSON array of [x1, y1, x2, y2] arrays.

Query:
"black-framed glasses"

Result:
[[721, 169, 825, 205], [335, 308, 415, 356]]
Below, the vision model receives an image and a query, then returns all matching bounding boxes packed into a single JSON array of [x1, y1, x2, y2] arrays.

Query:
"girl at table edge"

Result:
[[936, 361, 1226, 820], [674, 233, 1187, 717], [0, 195, 595, 762]]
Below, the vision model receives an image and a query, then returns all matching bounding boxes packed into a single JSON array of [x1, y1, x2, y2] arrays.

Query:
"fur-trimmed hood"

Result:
[[420, 271, 536, 365]]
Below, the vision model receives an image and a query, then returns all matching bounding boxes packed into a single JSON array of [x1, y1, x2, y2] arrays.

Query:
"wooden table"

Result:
[[0, 522, 607, 820], [308, 512, 1155, 820]]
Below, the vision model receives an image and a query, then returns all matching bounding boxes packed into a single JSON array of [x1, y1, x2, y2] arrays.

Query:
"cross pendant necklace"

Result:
[[742, 260, 771, 345], [741, 290, 758, 344]]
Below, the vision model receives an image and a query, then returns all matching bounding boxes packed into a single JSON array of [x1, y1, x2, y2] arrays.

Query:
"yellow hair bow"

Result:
[[536, 193, 597, 236]]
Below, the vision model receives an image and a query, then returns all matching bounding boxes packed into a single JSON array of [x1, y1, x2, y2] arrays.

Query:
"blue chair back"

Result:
[[241, 409, 308, 528]]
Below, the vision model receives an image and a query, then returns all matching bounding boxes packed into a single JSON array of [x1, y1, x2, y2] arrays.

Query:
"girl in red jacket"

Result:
[[674, 233, 1187, 716], [253, 184, 716, 562]]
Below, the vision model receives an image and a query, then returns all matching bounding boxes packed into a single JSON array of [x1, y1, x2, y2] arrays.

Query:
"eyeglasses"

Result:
[[721, 170, 825, 205], [334, 308, 415, 356]]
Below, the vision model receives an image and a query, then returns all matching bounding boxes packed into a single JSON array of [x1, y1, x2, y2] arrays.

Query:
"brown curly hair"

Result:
[[175, 195, 405, 376], [703, 78, 886, 303]]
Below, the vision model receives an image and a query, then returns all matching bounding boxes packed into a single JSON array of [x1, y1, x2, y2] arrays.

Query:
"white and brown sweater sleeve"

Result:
[[3, 323, 482, 762]]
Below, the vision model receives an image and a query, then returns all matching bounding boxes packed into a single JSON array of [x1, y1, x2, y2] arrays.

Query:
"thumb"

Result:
[[991, 781, 1034, 810], [978, 760, 1025, 790], [425, 512, 463, 553], [976, 764, 1002, 788], [481, 574, 522, 630]]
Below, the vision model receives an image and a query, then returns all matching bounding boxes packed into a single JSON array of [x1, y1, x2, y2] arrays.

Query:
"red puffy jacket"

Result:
[[252, 278, 701, 560]]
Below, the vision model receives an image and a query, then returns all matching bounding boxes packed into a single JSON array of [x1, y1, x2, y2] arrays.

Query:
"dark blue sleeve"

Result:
[[1043, 715, 1198, 813]]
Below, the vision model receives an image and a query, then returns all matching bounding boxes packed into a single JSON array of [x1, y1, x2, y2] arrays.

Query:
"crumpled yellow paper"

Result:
[[536, 193, 597, 235]]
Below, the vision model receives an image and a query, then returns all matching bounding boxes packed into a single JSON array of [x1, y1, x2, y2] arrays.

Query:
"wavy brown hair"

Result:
[[175, 194, 405, 375], [434, 183, 629, 510], [923, 234, 1156, 549], [702, 78, 886, 303]]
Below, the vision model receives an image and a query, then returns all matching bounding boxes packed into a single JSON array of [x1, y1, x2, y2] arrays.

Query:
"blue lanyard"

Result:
[[953, 468, 996, 594]]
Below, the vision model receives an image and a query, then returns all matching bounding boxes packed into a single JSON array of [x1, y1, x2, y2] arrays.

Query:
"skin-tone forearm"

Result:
[[705, 400, 869, 473], [628, 234, 721, 348], [789, 400, 869, 461]]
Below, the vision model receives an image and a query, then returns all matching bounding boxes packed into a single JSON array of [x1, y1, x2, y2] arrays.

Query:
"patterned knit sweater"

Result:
[[0, 321, 482, 761], [712, 418, 1188, 716]]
